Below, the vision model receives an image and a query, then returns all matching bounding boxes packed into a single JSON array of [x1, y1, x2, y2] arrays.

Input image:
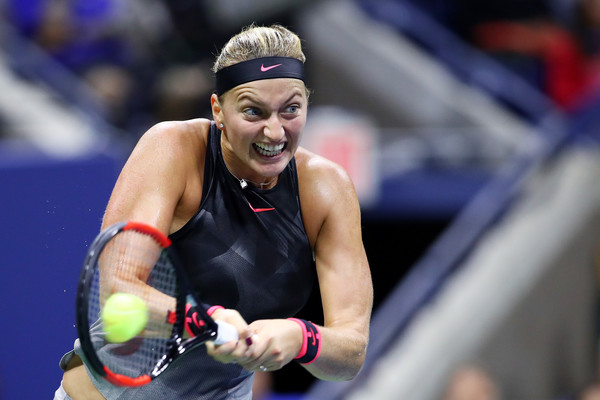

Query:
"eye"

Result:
[[243, 107, 261, 117], [284, 104, 299, 114]]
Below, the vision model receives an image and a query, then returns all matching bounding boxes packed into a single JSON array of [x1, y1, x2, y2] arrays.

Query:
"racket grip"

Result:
[[214, 320, 239, 345]]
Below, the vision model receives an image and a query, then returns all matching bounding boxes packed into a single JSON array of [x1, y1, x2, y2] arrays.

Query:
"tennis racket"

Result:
[[76, 221, 238, 387]]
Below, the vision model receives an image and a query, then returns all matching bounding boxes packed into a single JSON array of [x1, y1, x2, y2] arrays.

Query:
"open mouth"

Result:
[[253, 142, 286, 157]]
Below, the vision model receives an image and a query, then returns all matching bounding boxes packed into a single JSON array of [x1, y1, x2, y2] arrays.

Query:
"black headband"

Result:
[[215, 56, 304, 95]]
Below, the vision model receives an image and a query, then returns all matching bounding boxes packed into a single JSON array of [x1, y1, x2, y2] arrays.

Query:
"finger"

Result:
[[231, 334, 263, 364], [243, 332, 258, 347], [206, 339, 239, 363], [212, 309, 254, 346]]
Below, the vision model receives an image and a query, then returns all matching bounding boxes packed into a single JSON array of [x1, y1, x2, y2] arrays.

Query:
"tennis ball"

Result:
[[102, 293, 148, 343]]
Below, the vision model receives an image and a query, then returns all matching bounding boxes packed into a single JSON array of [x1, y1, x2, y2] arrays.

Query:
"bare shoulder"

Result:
[[136, 118, 211, 158], [295, 146, 356, 199], [295, 147, 359, 246], [295, 147, 354, 192], [104, 118, 212, 232]]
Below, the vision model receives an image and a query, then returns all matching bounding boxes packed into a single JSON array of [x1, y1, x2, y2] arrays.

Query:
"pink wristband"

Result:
[[288, 318, 322, 365], [207, 305, 225, 316]]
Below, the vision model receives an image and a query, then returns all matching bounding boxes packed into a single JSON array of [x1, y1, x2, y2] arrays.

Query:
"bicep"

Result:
[[102, 129, 186, 235], [314, 174, 373, 334]]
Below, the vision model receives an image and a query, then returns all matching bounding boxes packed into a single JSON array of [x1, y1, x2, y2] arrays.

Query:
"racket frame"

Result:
[[76, 221, 224, 387]]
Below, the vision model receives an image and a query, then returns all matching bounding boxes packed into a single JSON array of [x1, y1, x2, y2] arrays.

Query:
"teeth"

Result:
[[254, 143, 285, 156]]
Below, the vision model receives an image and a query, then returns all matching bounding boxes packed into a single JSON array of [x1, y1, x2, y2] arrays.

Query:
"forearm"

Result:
[[233, 317, 369, 379]]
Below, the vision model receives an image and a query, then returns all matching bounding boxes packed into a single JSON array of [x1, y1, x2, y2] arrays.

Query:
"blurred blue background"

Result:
[[0, 150, 117, 399]]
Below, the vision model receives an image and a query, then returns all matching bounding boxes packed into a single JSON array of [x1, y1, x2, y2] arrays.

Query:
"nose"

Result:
[[263, 114, 285, 141]]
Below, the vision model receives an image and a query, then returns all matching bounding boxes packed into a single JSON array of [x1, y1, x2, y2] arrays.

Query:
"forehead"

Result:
[[225, 78, 307, 102]]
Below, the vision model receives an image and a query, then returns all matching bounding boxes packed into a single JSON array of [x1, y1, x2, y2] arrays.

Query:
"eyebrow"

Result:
[[236, 88, 304, 106]]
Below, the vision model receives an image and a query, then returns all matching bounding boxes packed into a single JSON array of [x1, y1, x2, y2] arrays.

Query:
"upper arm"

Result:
[[299, 152, 373, 336], [102, 121, 206, 235]]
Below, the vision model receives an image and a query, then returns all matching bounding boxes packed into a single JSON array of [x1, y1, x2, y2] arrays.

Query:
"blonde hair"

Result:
[[212, 24, 306, 73]]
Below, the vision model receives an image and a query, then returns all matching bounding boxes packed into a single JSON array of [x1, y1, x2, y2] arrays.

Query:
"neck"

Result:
[[222, 152, 277, 189], [233, 173, 278, 190]]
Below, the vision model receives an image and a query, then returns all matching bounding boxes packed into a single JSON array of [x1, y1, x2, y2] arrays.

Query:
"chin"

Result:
[[256, 159, 288, 177]]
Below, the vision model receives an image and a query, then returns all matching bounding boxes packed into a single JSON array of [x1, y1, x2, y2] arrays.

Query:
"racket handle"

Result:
[[214, 320, 239, 345]]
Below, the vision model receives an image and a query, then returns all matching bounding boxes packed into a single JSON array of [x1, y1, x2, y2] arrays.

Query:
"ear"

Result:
[[211, 94, 223, 123]]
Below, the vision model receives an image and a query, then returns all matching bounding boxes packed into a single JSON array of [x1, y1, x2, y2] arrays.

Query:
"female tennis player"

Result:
[[55, 23, 373, 400]]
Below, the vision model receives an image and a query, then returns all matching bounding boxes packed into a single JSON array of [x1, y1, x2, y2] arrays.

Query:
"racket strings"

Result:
[[88, 229, 179, 378]]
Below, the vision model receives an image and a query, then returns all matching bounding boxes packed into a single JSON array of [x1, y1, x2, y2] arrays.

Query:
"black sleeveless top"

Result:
[[63, 123, 317, 400], [170, 122, 316, 322]]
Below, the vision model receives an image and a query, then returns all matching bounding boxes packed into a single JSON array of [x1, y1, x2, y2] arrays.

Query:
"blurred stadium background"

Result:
[[0, 0, 599, 399]]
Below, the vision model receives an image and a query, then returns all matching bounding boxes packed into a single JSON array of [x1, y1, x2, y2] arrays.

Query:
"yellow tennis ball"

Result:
[[102, 293, 148, 343]]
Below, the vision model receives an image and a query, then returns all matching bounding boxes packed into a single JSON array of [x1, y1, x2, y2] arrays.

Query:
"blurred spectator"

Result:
[[566, 0, 600, 102], [7, 0, 132, 73], [3, 0, 175, 130], [84, 63, 133, 127], [441, 365, 500, 400], [441, 366, 600, 399], [1, 0, 311, 135], [449, 0, 550, 38], [557, 0, 600, 56], [150, 62, 213, 122], [555, 381, 600, 400], [473, 19, 588, 109], [578, 382, 600, 400], [450, 0, 600, 111]]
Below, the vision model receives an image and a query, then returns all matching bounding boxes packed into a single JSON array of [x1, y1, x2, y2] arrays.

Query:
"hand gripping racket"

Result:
[[76, 221, 238, 387]]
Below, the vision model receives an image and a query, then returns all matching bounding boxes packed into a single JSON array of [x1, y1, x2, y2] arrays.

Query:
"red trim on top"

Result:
[[103, 366, 151, 387], [123, 221, 172, 247], [207, 305, 225, 316], [247, 202, 275, 213]]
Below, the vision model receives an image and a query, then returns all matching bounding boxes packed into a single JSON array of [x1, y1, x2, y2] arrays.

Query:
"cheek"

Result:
[[227, 122, 255, 144], [288, 118, 306, 138]]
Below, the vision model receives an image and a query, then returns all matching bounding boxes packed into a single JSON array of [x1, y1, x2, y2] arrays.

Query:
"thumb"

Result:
[[211, 308, 252, 344]]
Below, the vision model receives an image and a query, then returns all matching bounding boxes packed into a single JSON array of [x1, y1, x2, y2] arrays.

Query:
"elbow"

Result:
[[330, 342, 369, 382], [335, 328, 369, 380], [345, 334, 369, 380], [346, 347, 368, 380], [339, 366, 362, 382], [309, 327, 370, 381], [330, 354, 366, 382], [309, 349, 366, 382]]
